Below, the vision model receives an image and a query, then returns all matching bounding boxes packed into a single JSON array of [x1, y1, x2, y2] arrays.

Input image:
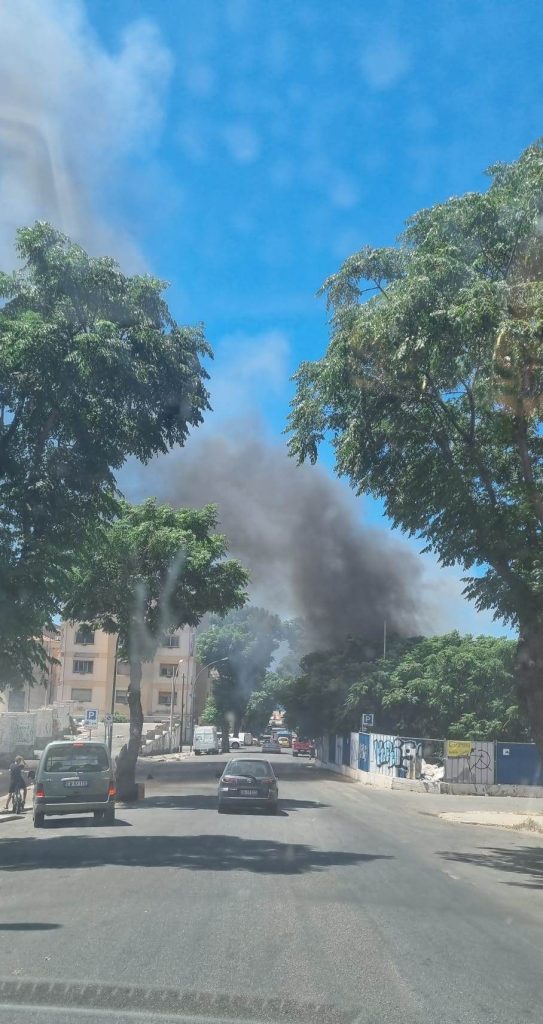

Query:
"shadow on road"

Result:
[[0, 834, 393, 875], [0, 923, 61, 930], [438, 846, 543, 888], [139, 794, 327, 813], [36, 817, 132, 830]]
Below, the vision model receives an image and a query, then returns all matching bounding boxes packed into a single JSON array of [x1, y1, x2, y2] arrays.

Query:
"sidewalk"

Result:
[[440, 809, 543, 835]]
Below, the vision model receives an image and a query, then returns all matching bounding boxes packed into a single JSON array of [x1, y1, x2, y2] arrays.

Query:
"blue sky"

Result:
[[2, 0, 542, 634]]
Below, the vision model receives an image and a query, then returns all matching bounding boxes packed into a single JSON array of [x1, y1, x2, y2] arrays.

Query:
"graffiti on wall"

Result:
[[371, 734, 444, 779]]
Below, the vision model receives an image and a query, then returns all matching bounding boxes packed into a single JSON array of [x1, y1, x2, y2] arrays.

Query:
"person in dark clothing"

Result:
[[4, 755, 27, 811]]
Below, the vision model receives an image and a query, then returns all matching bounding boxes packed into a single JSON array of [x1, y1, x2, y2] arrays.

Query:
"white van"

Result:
[[193, 726, 219, 755], [229, 732, 253, 749]]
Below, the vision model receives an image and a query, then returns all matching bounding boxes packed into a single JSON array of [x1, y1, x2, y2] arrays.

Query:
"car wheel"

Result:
[[93, 811, 103, 821], [218, 803, 227, 814], [292, 752, 298, 757], [103, 805, 115, 825], [194, 750, 201, 755], [268, 803, 278, 815], [33, 812, 44, 828]]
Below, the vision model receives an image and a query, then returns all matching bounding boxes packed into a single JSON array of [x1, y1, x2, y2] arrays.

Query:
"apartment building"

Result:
[[1, 632, 61, 712], [56, 623, 211, 741]]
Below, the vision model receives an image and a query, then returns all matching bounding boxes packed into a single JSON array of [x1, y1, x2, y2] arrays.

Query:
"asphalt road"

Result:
[[1, 752, 543, 1024]]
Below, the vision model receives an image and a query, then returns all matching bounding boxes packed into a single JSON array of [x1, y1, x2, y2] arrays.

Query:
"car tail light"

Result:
[[222, 775, 237, 784], [35, 784, 45, 798], [108, 784, 116, 798], [261, 777, 275, 784]]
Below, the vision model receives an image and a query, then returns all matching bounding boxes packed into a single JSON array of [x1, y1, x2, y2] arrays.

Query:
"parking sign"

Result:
[[361, 713, 374, 728], [85, 708, 99, 729]]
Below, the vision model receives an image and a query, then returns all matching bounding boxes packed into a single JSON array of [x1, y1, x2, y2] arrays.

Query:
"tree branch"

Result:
[[513, 413, 543, 528]]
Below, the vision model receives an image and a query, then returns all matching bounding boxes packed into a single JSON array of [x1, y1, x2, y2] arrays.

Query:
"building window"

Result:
[[160, 633, 180, 648], [115, 690, 128, 704], [158, 691, 177, 706], [75, 625, 95, 646], [71, 687, 92, 702], [73, 659, 93, 674], [159, 664, 175, 678]]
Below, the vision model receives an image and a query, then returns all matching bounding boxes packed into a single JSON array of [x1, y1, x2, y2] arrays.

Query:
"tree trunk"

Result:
[[515, 624, 543, 755], [116, 658, 143, 801], [220, 716, 230, 754]]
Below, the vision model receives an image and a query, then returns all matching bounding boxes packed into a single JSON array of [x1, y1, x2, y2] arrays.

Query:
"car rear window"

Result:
[[226, 760, 273, 778], [44, 744, 109, 773]]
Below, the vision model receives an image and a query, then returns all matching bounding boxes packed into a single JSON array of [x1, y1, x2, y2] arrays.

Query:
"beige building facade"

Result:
[[1, 632, 61, 713], [55, 623, 211, 742]]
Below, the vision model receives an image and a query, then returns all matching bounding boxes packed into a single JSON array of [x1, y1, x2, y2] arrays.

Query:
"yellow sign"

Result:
[[447, 740, 472, 758]]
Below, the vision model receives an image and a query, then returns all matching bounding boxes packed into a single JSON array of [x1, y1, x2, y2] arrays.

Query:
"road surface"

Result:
[[1, 753, 543, 1024]]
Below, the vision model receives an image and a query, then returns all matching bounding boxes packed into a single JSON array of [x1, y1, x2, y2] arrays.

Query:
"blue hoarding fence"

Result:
[[496, 742, 543, 786], [358, 733, 370, 771]]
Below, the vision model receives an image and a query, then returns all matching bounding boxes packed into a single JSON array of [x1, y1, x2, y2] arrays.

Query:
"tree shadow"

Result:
[[140, 794, 327, 813], [438, 846, 543, 888], [0, 834, 393, 875], [0, 923, 61, 931]]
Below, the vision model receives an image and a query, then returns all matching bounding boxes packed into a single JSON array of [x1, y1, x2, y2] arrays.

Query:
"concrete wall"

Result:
[[0, 705, 71, 764]]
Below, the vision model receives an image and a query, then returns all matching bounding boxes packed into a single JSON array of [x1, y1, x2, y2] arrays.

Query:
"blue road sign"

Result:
[[361, 713, 374, 727], [85, 708, 99, 728]]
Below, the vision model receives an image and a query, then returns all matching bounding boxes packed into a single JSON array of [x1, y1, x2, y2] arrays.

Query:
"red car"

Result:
[[292, 737, 315, 758]]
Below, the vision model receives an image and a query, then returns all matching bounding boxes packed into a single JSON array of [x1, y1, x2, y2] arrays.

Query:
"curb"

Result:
[[0, 813, 23, 825]]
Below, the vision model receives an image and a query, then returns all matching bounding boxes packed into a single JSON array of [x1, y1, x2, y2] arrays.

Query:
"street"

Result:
[[1, 753, 543, 1024]]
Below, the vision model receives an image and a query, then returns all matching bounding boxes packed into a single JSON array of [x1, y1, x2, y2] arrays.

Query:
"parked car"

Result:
[[292, 737, 315, 758], [193, 725, 219, 755], [32, 740, 116, 828], [275, 731, 292, 748], [217, 758, 278, 813], [261, 737, 281, 754]]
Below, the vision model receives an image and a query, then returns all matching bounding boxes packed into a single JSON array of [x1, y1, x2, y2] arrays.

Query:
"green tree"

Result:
[[245, 672, 291, 734], [200, 694, 220, 726], [288, 141, 543, 750], [196, 607, 285, 750], [65, 500, 247, 798], [381, 633, 525, 740], [281, 633, 525, 741], [281, 635, 418, 736], [0, 222, 210, 684]]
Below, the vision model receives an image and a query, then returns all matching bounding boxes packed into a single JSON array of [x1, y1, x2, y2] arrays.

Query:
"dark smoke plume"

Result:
[[139, 424, 430, 652]]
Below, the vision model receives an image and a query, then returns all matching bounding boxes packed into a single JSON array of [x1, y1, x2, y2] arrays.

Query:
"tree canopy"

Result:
[[196, 607, 286, 749], [288, 141, 543, 747], [0, 222, 211, 683], [280, 632, 526, 742], [244, 672, 291, 734], [65, 499, 248, 796]]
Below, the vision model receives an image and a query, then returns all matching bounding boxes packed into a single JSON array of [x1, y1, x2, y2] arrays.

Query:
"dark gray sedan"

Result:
[[217, 758, 278, 814]]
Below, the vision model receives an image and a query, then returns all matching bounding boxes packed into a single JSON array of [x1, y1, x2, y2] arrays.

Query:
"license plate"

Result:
[[64, 780, 89, 788], [240, 788, 258, 796]]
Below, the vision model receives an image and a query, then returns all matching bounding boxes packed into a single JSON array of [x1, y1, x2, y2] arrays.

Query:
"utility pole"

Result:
[[179, 672, 186, 753], [169, 659, 184, 753]]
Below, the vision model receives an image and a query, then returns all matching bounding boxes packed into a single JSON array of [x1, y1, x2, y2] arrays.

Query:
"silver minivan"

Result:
[[33, 740, 116, 828]]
